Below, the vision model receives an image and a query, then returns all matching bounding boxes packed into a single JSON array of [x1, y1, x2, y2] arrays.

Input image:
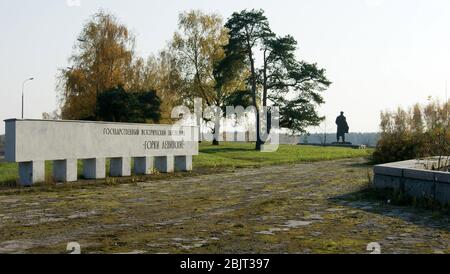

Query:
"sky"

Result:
[[1, 0, 450, 134]]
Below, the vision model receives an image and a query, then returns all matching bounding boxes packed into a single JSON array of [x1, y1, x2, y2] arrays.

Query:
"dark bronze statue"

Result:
[[335, 111, 349, 143]]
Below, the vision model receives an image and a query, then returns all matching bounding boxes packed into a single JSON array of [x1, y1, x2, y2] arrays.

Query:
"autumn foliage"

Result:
[[373, 100, 450, 164], [58, 11, 182, 123]]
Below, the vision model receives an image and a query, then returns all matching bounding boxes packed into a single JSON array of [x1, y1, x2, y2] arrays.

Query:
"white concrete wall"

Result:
[[4, 119, 199, 162], [373, 158, 450, 204]]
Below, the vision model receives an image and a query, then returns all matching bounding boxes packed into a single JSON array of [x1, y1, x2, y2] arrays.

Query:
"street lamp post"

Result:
[[22, 77, 34, 119]]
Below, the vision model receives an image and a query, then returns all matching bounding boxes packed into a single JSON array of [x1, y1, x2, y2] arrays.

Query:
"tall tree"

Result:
[[221, 9, 274, 150], [220, 9, 331, 149], [410, 103, 424, 133], [58, 11, 136, 120], [172, 10, 248, 145], [130, 50, 185, 124], [263, 36, 331, 134], [172, 10, 226, 105]]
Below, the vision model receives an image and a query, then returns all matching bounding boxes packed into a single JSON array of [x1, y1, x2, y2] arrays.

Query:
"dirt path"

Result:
[[0, 157, 448, 254]]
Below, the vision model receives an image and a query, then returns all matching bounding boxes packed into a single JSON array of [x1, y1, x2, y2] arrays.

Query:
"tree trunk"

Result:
[[247, 44, 262, 151], [212, 123, 220, 146], [255, 110, 262, 150], [197, 112, 202, 144], [261, 49, 268, 146]]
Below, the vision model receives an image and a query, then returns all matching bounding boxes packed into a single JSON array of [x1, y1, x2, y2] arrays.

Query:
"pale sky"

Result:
[[1, 0, 450, 134]]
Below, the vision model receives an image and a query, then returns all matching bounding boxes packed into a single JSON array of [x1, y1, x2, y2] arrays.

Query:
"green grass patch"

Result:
[[195, 142, 372, 168], [0, 142, 372, 186]]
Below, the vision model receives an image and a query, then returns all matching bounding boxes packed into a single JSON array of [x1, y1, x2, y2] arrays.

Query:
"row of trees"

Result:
[[58, 11, 183, 123], [58, 9, 331, 150]]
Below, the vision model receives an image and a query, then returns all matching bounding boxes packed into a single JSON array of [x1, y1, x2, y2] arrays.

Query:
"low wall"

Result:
[[4, 119, 199, 185], [373, 157, 450, 205]]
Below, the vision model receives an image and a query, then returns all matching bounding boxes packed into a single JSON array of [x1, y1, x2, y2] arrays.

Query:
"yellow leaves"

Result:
[[59, 11, 137, 120], [58, 9, 241, 123], [171, 10, 242, 106]]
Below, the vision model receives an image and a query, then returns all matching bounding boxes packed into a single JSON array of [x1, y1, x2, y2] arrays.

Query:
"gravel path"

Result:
[[0, 157, 448, 254]]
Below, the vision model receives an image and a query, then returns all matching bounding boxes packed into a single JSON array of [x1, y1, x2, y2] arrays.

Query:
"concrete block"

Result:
[[373, 174, 402, 189], [53, 159, 77, 182], [403, 168, 435, 181], [434, 171, 450, 183], [373, 165, 403, 177], [155, 156, 174, 173], [19, 161, 45, 186], [134, 157, 154, 175], [83, 158, 105, 179], [4, 119, 198, 163], [404, 178, 435, 200], [372, 158, 450, 205], [435, 182, 450, 205], [110, 157, 131, 177], [387, 159, 421, 169], [175, 155, 192, 171]]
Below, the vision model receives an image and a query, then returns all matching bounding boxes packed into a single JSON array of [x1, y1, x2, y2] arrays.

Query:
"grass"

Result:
[[195, 142, 372, 168], [0, 142, 372, 186]]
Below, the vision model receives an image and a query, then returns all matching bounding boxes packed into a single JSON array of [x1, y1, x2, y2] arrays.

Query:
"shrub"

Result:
[[96, 85, 161, 123], [373, 100, 450, 164]]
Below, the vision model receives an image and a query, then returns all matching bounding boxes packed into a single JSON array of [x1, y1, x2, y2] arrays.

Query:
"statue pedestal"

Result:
[[331, 142, 352, 145]]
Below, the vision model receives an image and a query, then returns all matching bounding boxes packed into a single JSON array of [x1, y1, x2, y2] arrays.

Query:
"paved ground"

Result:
[[0, 157, 448, 254]]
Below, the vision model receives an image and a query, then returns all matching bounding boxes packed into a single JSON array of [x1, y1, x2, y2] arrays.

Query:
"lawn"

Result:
[[195, 142, 372, 168], [0, 142, 372, 185]]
